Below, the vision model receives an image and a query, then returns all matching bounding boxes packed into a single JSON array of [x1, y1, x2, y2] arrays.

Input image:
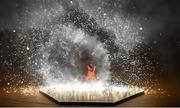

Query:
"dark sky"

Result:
[[0, 0, 17, 30]]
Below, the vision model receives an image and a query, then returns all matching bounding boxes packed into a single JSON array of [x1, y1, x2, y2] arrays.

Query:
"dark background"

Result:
[[0, 0, 180, 106]]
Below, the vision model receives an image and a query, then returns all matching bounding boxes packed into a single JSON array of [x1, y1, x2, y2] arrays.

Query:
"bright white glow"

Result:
[[40, 82, 143, 103], [139, 27, 143, 30], [27, 46, 30, 50]]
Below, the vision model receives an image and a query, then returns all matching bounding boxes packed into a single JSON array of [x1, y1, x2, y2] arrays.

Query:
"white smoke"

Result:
[[17, 0, 144, 85], [37, 23, 110, 84]]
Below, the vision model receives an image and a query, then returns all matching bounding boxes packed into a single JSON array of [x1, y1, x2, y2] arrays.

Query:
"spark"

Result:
[[40, 82, 143, 102], [139, 27, 143, 30], [3, 86, 39, 96], [21, 81, 24, 84], [26, 46, 30, 50], [153, 41, 157, 44]]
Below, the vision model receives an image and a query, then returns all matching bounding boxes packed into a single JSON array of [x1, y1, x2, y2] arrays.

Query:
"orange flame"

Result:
[[83, 64, 98, 81]]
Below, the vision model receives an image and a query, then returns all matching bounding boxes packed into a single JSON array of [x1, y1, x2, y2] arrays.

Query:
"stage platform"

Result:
[[39, 83, 144, 104]]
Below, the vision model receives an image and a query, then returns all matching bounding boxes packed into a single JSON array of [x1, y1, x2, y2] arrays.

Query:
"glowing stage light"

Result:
[[40, 82, 144, 103]]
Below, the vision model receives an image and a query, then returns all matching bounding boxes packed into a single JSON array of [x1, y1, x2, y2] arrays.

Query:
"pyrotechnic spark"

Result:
[[26, 46, 30, 50], [143, 87, 166, 95], [139, 27, 143, 30], [3, 86, 39, 96], [40, 82, 143, 103]]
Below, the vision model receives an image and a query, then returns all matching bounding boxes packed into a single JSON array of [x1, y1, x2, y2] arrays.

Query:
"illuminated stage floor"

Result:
[[39, 83, 144, 103]]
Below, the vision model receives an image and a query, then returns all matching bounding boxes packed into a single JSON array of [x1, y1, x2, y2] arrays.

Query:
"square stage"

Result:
[[39, 83, 144, 103]]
